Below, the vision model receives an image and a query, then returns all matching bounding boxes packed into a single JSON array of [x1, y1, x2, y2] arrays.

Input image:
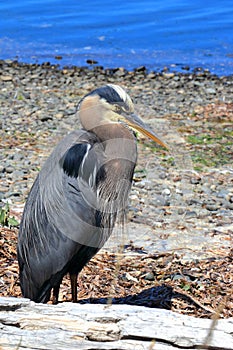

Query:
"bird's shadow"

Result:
[[77, 284, 195, 310]]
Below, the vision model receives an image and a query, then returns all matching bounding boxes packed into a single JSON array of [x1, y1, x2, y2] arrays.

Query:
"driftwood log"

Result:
[[0, 297, 232, 350]]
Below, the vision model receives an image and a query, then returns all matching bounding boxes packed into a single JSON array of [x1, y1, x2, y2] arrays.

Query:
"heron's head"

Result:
[[77, 84, 167, 148]]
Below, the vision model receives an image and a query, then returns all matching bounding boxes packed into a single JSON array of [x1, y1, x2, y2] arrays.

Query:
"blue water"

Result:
[[0, 0, 233, 75]]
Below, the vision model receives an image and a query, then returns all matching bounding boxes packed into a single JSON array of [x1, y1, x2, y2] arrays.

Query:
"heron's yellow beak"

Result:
[[125, 113, 168, 149]]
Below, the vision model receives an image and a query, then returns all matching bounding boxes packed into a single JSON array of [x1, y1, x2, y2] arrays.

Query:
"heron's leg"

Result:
[[52, 282, 61, 304], [70, 273, 78, 303]]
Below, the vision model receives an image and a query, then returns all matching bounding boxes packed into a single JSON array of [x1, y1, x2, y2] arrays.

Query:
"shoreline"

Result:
[[1, 58, 233, 78], [1, 57, 232, 197], [0, 58, 232, 261]]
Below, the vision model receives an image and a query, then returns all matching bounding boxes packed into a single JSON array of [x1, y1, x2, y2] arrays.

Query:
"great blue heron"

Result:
[[17, 84, 167, 304]]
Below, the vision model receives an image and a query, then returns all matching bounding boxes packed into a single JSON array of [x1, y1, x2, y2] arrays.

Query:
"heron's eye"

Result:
[[114, 104, 122, 113]]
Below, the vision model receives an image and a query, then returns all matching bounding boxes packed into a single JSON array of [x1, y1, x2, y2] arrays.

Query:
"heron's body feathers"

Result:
[[18, 127, 136, 302]]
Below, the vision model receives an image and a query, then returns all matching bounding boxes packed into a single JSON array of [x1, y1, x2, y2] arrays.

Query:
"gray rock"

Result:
[[205, 88, 216, 94], [185, 210, 198, 219], [143, 272, 155, 281], [162, 188, 171, 196], [190, 177, 201, 184], [1, 75, 12, 81], [205, 203, 221, 211], [5, 166, 14, 173]]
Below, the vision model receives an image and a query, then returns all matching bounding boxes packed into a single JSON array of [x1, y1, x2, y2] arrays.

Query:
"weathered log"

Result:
[[0, 297, 232, 349]]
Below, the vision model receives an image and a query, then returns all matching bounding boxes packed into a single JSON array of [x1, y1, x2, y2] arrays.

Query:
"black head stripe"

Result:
[[77, 85, 130, 112], [88, 85, 125, 105]]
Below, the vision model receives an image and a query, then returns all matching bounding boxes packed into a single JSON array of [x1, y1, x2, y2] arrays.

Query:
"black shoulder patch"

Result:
[[61, 143, 89, 178]]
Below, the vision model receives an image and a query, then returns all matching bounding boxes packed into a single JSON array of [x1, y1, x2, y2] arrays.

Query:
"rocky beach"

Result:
[[0, 60, 232, 317]]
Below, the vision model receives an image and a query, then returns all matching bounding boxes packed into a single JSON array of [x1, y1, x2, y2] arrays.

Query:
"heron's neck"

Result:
[[79, 94, 109, 132], [92, 123, 135, 142], [92, 123, 137, 172]]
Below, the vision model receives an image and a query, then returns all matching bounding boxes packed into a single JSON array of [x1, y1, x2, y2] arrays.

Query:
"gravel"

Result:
[[0, 59, 232, 261]]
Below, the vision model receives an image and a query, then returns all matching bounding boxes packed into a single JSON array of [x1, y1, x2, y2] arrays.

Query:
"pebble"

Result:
[[178, 208, 186, 215], [1, 75, 12, 81], [136, 180, 151, 189], [205, 203, 221, 211], [130, 194, 139, 201], [205, 88, 216, 94], [185, 210, 198, 219], [190, 177, 201, 185], [150, 195, 169, 207], [5, 166, 14, 174], [163, 73, 175, 78], [134, 66, 146, 72], [159, 172, 168, 179], [175, 188, 183, 195], [55, 112, 63, 119], [143, 272, 155, 281], [225, 202, 233, 210], [162, 188, 171, 196]]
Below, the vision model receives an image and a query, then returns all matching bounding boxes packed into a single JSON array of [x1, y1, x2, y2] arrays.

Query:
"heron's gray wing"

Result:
[[17, 130, 106, 301], [39, 130, 107, 246]]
